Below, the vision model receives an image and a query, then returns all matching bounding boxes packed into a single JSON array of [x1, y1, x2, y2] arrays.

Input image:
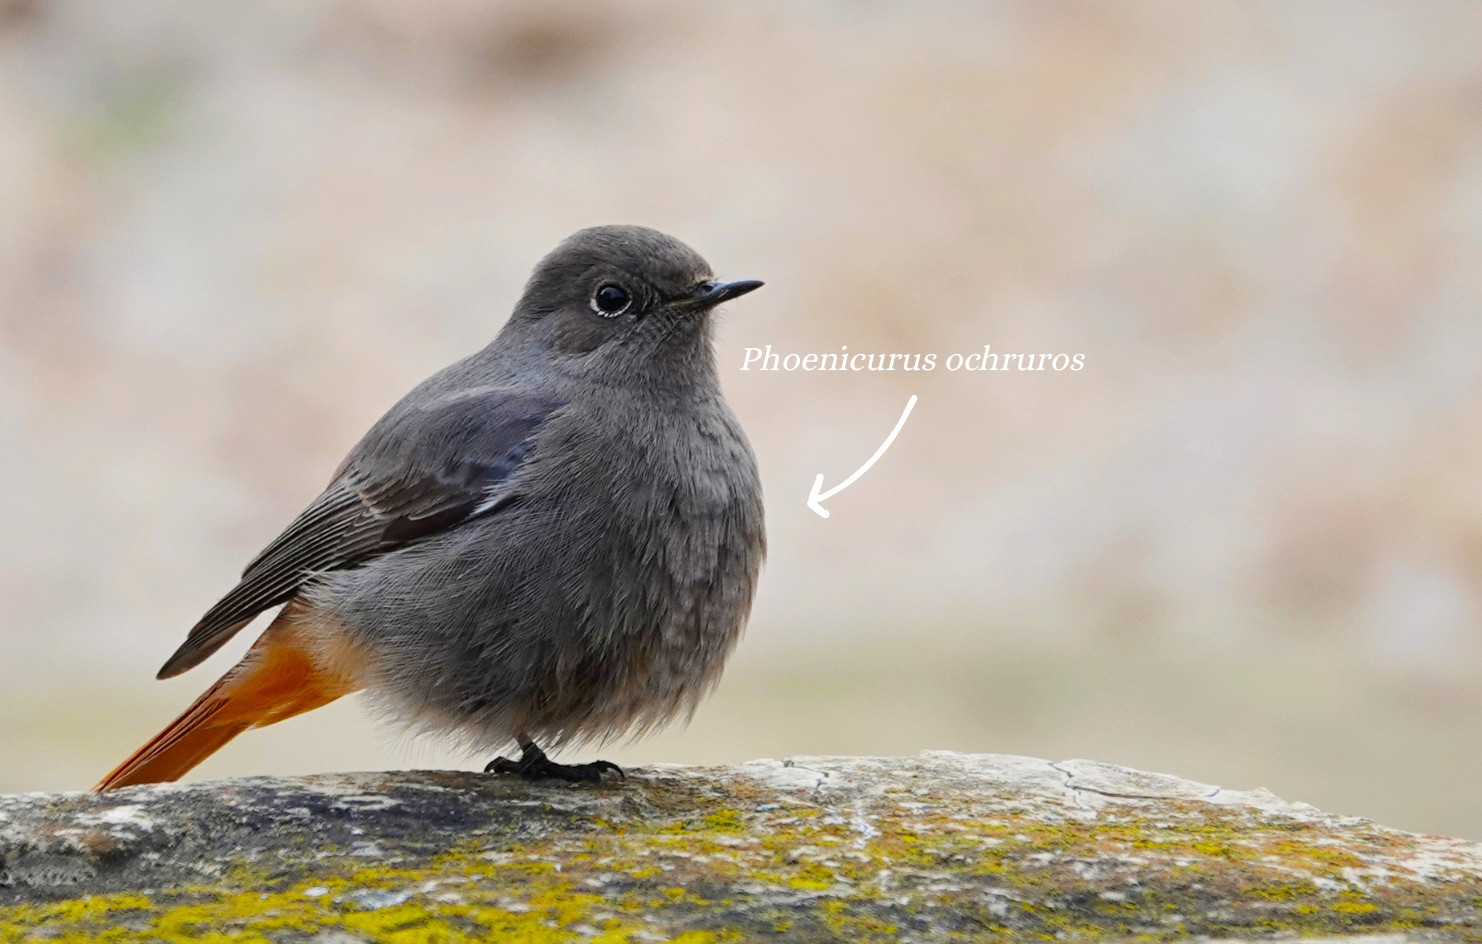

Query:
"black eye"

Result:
[[591, 283, 632, 317]]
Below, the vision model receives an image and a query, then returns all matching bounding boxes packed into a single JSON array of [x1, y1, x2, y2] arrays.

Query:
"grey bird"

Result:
[[95, 225, 765, 790]]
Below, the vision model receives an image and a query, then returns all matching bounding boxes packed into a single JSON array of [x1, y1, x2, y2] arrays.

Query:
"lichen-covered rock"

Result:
[[2, 752, 1480, 942]]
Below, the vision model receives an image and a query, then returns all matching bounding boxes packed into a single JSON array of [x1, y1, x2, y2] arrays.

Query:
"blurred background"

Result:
[[3, 0, 1482, 837]]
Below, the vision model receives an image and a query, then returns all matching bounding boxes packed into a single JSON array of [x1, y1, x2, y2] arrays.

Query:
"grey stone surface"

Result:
[[2, 753, 1480, 941]]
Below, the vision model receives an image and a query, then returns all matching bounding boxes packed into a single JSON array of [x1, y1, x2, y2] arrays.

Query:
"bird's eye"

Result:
[[591, 283, 632, 317]]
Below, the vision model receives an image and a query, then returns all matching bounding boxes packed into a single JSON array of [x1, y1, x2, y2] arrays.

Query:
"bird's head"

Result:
[[505, 225, 762, 379]]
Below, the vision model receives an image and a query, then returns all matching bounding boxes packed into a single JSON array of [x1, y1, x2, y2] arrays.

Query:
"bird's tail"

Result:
[[94, 615, 362, 792]]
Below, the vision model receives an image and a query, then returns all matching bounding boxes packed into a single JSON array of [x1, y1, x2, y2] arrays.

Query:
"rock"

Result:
[[1, 752, 1480, 942]]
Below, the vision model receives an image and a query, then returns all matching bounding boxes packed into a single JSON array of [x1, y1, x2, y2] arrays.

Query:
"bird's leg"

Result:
[[484, 738, 624, 784]]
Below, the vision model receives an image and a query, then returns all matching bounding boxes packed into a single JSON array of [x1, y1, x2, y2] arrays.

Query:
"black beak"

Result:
[[679, 278, 764, 311]]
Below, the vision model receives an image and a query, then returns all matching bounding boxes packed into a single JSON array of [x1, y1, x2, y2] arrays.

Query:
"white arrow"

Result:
[[807, 395, 918, 518]]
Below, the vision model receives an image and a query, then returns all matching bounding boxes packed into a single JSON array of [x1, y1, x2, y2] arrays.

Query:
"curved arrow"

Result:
[[807, 395, 918, 518]]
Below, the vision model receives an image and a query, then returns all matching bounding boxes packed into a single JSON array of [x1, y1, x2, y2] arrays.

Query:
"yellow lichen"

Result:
[[2, 779, 1474, 942]]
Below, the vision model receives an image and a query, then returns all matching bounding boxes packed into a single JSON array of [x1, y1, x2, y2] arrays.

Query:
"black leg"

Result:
[[484, 738, 624, 784]]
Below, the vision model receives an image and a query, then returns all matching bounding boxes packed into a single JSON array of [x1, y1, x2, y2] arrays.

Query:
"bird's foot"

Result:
[[484, 740, 624, 784]]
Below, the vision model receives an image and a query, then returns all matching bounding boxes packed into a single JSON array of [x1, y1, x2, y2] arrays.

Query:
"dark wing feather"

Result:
[[157, 389, 561, 679]]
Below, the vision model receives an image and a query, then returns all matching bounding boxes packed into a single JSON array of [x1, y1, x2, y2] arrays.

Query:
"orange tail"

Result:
[[95, 619, 362, 792]]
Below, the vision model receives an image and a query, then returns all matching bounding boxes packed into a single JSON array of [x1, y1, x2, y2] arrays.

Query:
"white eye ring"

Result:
[[591, 283, 632, 318]]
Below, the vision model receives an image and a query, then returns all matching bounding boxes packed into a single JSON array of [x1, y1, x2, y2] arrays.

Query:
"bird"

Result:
[[95, 225, 766, 791]]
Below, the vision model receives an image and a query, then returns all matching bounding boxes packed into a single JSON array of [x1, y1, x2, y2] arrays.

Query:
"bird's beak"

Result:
[[678, 278, 764, 311]]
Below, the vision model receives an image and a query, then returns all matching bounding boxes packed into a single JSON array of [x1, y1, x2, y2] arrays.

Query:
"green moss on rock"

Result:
[[3, 754, 1481, 942]]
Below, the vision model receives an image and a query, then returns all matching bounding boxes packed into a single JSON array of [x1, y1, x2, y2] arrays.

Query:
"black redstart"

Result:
[[96, 225, 765, 789]]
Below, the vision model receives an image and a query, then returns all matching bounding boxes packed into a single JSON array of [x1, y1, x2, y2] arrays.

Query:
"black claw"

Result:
[[483, 756, 523, 775], [484, 741, 624, 784]]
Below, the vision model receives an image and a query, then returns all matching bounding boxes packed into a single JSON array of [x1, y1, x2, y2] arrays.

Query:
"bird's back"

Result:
[[308, 380, 764, 750]]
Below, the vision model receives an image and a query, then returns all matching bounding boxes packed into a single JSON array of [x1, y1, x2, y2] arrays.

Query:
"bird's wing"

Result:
[[157, 389, 563, 679]]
